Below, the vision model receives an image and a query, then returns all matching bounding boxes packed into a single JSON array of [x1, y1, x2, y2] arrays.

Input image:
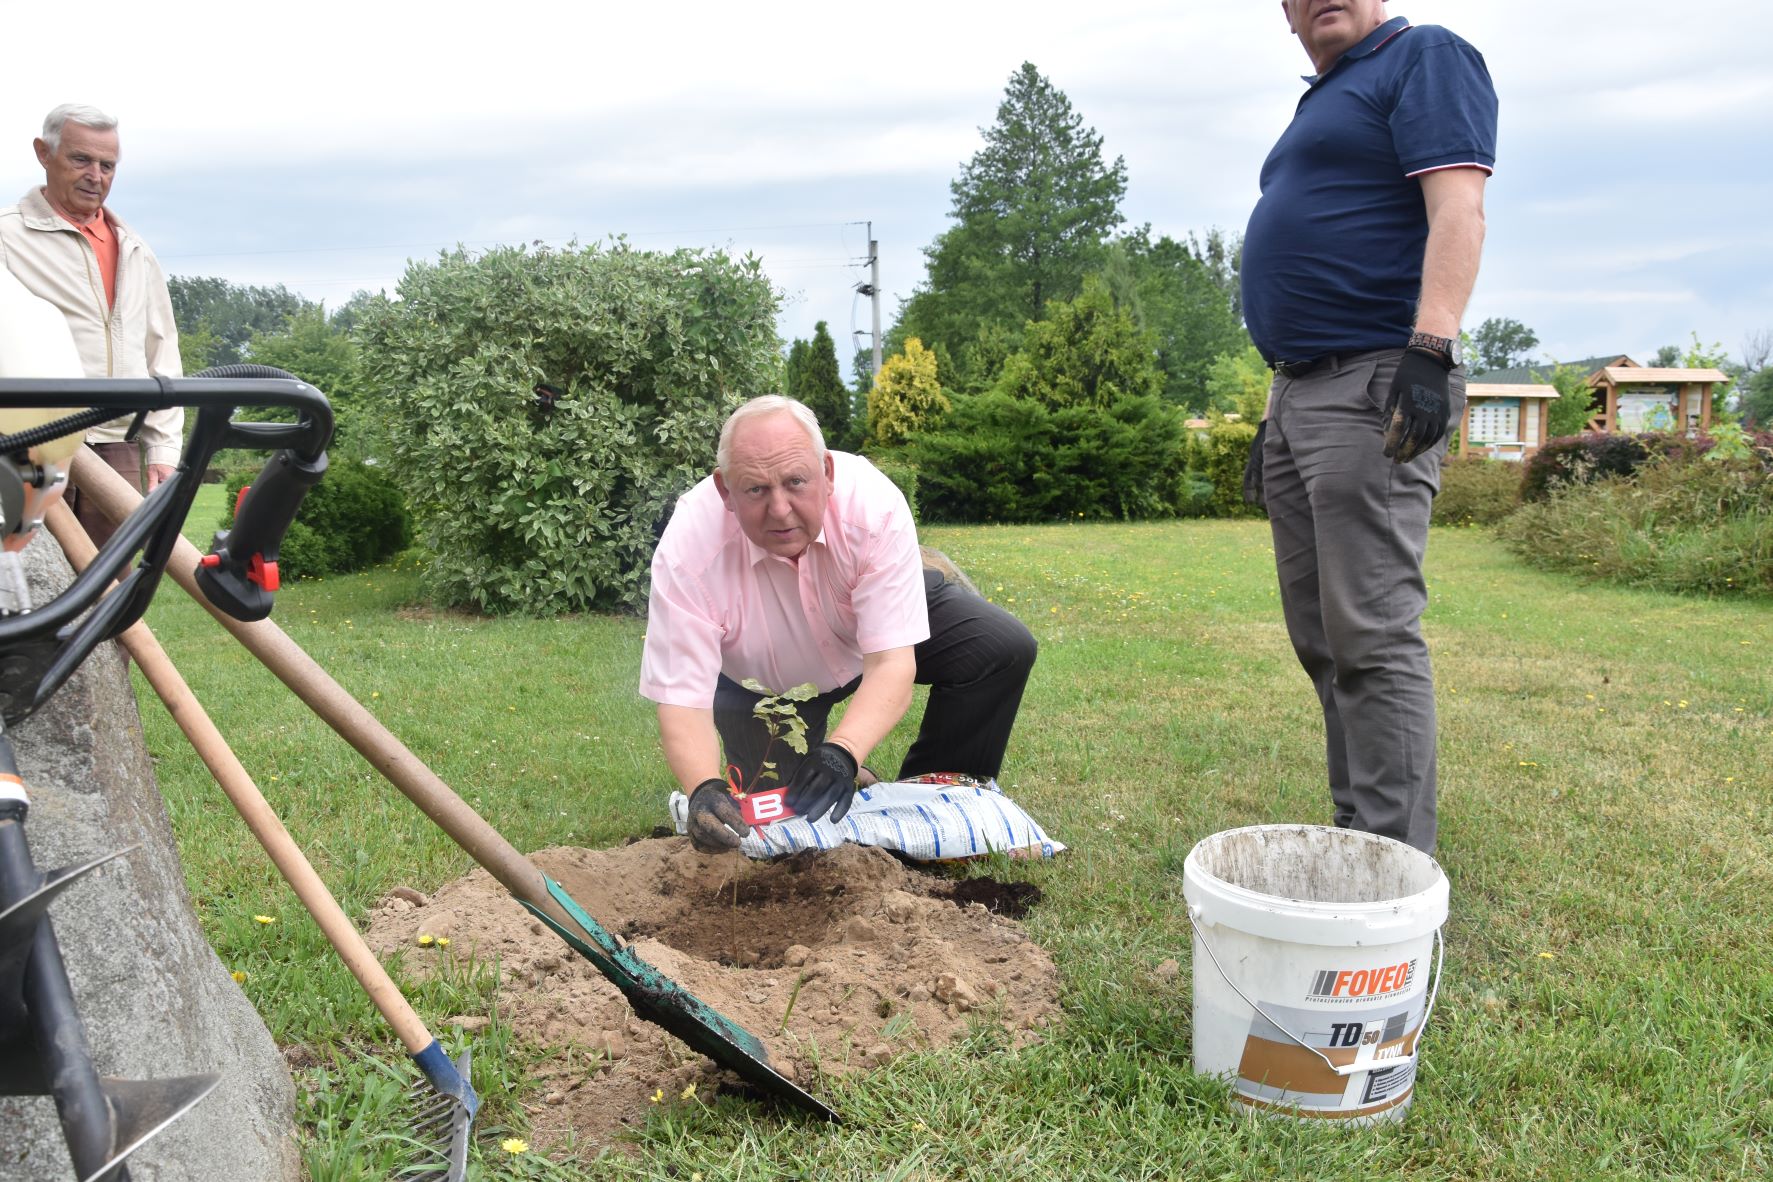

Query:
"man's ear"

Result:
[[32, 138, 51, 169], [713, 469, 733, 511], [1281, 0, 1295, 34], [824, 452, 835, 483]]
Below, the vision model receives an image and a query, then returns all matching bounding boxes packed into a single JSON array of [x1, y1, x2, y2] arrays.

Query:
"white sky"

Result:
[[4, 1, 1770, 368]]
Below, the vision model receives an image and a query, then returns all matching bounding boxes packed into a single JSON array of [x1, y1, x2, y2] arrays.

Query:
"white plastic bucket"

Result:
[[1183, 824, 1447, 1124]]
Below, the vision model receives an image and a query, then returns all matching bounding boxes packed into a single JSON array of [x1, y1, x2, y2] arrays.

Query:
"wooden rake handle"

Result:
[[45, 498, 435, 1056], [65, 447, 563, 926]]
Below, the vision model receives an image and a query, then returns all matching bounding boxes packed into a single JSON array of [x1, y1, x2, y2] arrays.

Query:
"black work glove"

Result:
[[1381, 347, 1454, 464], [686, 778, 747, 853], [783, 742, 860, 825], [1242, 419, 1268, 506]]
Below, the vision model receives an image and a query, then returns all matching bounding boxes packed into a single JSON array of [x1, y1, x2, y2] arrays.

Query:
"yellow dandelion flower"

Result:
[[650, 1088, 664, 1104], [372, 691, 381, 699], [231, 970, 248, 984], [680, 1082, 697, 1100], [437, 937, 451, 949], [417, 933, 435, 947], [253, 915, 275, 926], [500, 1137, 528, 1155], [1537, 952, 1555, 960], [1677, 700, 1688, 709]]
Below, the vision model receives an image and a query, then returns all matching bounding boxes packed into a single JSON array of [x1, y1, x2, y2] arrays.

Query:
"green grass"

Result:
[[138, 517, 1772, 1180]]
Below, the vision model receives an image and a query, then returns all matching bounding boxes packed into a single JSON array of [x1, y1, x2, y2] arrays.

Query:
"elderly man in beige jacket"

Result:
[[0, 103, 183, 545]]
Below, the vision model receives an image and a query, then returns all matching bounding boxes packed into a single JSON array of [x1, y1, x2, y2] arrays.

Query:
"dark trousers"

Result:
[[65, 441, 142, 549], [1262, 350, 1464, 853], [713, 569, 1037, 790]]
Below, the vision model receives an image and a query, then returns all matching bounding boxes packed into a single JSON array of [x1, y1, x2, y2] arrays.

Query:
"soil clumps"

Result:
[[365, 839, 1060, 1151]]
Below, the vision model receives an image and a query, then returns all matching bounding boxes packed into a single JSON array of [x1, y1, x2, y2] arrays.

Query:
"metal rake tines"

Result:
[[401, 1049, 474, 1182]]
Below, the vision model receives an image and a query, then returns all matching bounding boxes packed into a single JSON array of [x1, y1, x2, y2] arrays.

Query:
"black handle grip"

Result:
[[194, 448, 328, 621]]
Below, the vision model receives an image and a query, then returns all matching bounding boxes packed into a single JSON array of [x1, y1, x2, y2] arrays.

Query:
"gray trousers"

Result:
[[1263, 349, 1465, 852]]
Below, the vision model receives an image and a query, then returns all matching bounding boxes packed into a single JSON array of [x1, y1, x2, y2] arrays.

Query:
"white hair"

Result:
[[42, 104, 118, 152], [716, 395, 826, 475]]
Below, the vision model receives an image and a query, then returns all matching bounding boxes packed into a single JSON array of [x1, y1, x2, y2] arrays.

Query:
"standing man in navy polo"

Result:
[[1242, 3, 1497, 853]]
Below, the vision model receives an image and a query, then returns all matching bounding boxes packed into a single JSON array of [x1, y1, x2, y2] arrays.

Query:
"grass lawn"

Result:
[[138, 509, 1772, 1180]]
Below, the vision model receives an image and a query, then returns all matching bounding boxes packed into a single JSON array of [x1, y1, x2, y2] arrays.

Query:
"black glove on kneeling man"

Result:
[[784, 742, 860, 825]]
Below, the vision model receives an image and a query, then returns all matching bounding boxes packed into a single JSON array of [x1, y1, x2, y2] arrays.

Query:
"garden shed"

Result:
[[1457, 382, 1560, 461]]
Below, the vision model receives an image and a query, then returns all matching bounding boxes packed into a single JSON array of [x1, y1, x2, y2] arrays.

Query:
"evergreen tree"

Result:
[[867, 339, 949, 447], [896, 63, 1127, 385], [784, 337, 809, 400], [795, 322, 851, 445], [994, 275, 1161, 409]]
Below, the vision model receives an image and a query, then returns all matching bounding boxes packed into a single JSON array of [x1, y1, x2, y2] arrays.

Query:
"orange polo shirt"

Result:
[[55, 204, 118, 309]]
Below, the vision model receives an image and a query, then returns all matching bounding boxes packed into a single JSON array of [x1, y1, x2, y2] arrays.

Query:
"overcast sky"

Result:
[[4, 1, 1769, 370]]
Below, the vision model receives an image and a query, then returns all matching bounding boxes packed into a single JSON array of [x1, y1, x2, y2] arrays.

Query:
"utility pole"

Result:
[[854, 222, 882, 379], [869, 228, 882, 378]]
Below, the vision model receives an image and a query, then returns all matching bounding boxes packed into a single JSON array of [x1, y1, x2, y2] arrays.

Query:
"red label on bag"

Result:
[[739, 787, 793, 827]]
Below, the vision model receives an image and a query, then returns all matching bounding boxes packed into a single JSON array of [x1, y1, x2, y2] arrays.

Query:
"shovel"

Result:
[[45, 502, 478, 1181], [71, 448, 836, 1122]]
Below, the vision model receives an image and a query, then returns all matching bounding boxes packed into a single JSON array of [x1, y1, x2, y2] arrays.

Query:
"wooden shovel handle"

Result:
[[66, 448, 562, 924], [45, 500, 436, 1054]]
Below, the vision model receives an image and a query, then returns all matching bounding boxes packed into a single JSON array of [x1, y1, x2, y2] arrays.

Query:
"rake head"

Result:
[[404, 1045, 476, 1182]]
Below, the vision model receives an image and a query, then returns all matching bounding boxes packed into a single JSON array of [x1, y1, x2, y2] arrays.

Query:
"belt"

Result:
[[1272, 355, 1337, 379]]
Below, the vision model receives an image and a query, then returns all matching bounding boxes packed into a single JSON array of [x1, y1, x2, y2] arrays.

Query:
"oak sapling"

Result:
[[733, 680, 818, 826]]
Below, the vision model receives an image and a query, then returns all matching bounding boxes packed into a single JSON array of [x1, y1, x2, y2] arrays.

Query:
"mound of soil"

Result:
[[365, 839, 1060, 1150]]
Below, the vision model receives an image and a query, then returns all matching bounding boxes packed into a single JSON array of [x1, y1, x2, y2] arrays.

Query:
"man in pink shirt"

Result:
[[641, 396, 1037, 852]]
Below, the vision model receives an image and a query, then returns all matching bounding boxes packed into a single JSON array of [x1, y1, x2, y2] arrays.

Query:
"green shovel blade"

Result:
[[521, 876, 838, 1122]]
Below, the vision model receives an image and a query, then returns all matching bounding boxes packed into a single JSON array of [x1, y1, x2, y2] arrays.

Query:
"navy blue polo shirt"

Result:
[[1241, 17, 1498, 363]]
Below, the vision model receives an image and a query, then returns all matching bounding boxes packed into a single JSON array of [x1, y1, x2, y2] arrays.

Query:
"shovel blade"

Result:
[[74, 1072, 222, 1182], [524, 878, 838, 1122]]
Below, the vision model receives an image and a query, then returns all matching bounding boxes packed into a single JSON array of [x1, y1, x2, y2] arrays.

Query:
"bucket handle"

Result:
[[1186, 905, 1444, 1079]]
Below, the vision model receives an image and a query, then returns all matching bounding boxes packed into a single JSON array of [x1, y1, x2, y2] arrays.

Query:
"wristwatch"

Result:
[[1407, 331, 1457, 369]]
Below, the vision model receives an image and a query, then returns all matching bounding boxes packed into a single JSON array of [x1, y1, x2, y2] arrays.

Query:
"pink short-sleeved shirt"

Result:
[[639, 451, 929, 708]]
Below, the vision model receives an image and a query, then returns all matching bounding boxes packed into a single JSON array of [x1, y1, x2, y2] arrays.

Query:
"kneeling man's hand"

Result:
[[687, 778, 747, 853], [785, 742, 860, 825]]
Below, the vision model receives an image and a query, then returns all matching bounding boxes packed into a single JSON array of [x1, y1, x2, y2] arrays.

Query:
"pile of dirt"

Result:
[[364, 839, 1060, 1150]]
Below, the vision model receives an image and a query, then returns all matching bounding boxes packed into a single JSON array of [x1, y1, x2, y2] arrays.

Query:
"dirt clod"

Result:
[[366, 839, 1059, 1152]]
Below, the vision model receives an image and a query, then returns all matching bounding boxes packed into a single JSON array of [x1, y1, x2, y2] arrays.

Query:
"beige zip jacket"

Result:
[[0, 187, 184, 468]]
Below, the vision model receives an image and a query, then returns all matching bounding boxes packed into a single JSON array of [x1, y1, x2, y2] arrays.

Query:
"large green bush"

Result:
[[905, 389, 1185, 522], [1431, 457, 1522, 527], [222, 458, 410, 580], [1498, 453, 1773, 596], [1197, 418, 1260, 519], [356, 242, 779, 613]]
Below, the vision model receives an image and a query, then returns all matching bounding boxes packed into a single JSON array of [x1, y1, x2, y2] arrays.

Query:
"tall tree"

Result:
[[1104, 226, 1250, 410], [1470, 317, 1540, 372], [896, 63, 1127, 386], [787, 322, 851, 445], [245, 305, 368, 453], [783, 337, 809, 400], [167, 276, 315, 365]]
